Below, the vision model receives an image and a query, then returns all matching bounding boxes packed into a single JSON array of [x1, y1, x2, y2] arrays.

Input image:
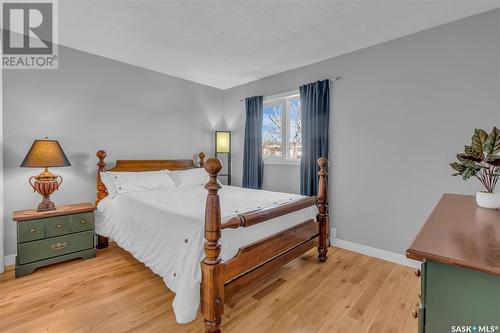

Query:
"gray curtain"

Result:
[[242, 96, 264, 189], [299, 80, 330, 196]]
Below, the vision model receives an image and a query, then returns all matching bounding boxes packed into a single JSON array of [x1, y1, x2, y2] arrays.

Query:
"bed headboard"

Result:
[[95, 150, 206, 204]]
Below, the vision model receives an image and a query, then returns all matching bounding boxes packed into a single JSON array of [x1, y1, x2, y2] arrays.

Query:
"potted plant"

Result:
[[450, 127, 500, 209]]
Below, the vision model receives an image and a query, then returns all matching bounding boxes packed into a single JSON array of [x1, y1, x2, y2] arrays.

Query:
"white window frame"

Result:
[[262, 90, 301, 165]]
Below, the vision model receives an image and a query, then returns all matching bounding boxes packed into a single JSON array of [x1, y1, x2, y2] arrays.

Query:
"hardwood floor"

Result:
[[0, 243, 420, 333]]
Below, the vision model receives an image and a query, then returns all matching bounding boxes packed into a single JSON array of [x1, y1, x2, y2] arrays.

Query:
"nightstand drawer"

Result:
[[46, 216, 71, 237], [18, 231, 94, 265], [70, 213, 94, 233], [18, 220, 46, 243]]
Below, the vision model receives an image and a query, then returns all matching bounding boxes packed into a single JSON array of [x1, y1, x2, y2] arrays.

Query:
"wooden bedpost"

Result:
[[317, 157, 329, 262], [199, 152, 206, 168], [96, 150, 109, 249], [96, 150, 107, 204], [201, 158, 224, 333]]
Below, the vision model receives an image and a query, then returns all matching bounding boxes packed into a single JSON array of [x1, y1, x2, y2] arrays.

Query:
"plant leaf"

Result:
[[450, 162, 466, 174], [471, 128, 488, 153], [484, 127, 500, 154], [462, 147, 483, 162], [462, 166, 479, 180], [456, 153, 469, 164], [485, 154, 500, 167]]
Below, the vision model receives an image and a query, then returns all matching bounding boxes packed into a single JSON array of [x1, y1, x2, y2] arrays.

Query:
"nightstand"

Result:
[[13, 203, 96, 278]]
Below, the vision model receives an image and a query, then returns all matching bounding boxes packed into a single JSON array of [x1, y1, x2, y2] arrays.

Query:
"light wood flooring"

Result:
[[0, 243, 420, 333]]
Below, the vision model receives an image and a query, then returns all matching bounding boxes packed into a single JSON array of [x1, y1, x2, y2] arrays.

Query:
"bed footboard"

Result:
[[201, 157, 329, 332]]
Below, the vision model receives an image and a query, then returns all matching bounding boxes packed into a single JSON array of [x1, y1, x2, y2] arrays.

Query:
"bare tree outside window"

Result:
[[262, 103, 283, 157], [288, 98, 302, 159], [262, 95, 302, 161]]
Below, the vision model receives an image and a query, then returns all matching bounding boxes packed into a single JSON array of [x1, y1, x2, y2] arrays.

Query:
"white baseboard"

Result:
[[4, 254, 16, 268], [330, 237, 420, 269]]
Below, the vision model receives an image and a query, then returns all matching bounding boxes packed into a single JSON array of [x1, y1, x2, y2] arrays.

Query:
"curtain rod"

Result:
[[239, 76, 342, 102]]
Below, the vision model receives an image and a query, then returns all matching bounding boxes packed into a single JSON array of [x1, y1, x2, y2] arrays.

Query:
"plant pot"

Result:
[[475, 191, 500, 209]]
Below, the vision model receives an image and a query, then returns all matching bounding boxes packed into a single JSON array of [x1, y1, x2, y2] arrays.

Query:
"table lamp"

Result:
[[20, 137, 71, 212]]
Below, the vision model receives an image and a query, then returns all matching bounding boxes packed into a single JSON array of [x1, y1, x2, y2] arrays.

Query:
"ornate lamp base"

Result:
[[38, 195, 56, 212], [29, 168, 63, 212]]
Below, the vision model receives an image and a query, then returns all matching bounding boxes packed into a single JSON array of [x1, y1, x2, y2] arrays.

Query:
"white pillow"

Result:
[[100, 172, 119, 196], [101, 170, 176, 195], [168, 168, 210, 188]]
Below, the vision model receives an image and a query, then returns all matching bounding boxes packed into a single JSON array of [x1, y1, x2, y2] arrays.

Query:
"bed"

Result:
[[94, 150, 329, 333]]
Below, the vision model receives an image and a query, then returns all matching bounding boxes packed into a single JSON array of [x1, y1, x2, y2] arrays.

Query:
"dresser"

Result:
[[407, 194, 500, 333], [13, 203, 96, 278]]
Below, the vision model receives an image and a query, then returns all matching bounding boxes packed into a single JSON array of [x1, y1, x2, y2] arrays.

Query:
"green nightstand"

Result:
[[13, 203, 96, 278]]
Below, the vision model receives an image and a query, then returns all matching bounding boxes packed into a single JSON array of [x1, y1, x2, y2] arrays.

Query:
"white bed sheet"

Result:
[[95, 185, 317, 323]]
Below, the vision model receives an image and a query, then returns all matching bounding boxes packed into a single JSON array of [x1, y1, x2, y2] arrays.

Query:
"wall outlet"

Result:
[[331, 227, 337, 239]]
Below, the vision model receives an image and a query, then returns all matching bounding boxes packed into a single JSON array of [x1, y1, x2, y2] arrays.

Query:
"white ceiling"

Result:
[[60, 1, 500, 89]]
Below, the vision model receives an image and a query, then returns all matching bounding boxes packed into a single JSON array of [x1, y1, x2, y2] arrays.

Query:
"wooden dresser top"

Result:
[[13, 203, 95, 222], [407, 193, 500, 276]]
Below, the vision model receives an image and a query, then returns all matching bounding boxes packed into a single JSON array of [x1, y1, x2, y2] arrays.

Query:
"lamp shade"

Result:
[[20, 138, 71, 168], [215, 131, 231, 153]]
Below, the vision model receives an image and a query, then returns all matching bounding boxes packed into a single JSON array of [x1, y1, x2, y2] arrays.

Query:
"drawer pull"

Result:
[[51, 242, 67, 251], [56, 224, 63, 229], [80, 220, 87, 224], [415, 269, 421, 277], [412, 309, 418, 319], [30, 228, 36, 233]]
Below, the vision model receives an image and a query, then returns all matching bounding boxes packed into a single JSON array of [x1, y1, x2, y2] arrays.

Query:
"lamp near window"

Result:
[[20, 137, 71, 212], [215, 131, 231, 185]]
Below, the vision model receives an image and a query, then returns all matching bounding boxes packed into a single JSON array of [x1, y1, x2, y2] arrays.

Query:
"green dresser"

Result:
[[13, 203, 96, 278], [407, 194, 500, 333], [415, 261, 500, 333]]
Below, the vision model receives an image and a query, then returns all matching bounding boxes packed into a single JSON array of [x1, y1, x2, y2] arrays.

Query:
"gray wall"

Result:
[[222, 9, 500, 254], [2, 46, 224, 257]]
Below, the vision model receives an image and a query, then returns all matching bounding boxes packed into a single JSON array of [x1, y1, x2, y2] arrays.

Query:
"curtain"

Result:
[[299, 80, 330, 196], [242, 96, 264, 189]]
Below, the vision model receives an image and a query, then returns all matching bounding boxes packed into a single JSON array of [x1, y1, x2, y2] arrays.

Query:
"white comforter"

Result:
[[95, 185, 317, 323]]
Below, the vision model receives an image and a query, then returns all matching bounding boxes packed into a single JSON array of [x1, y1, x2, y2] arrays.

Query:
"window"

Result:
[[262, 92, 301, 162]]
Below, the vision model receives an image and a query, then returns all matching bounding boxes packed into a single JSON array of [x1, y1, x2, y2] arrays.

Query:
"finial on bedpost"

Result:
[[317, 157, 329, 263], [199, 152, 206, 168], [97, 150, 106, 169], [201, 158, 224, 333]]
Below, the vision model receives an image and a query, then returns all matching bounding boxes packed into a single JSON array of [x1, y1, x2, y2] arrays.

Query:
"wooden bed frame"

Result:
[[95, 150, 329, 333]]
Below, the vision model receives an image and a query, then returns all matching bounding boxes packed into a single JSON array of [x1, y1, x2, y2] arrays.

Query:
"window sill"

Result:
[[263, 159, 300, 166]]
